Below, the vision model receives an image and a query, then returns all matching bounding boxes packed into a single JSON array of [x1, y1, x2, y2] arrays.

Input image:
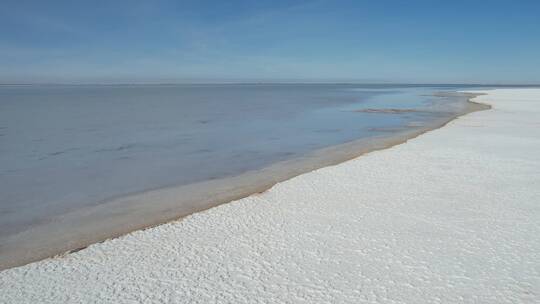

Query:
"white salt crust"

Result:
[[1, 89, 539, 303]]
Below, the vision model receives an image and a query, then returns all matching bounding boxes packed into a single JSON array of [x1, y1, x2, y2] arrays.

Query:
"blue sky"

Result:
[[1, 0, 539, 84]]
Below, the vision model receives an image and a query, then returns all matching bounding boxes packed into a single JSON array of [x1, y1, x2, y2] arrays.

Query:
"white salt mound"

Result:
[[1, 89, 539, 303]]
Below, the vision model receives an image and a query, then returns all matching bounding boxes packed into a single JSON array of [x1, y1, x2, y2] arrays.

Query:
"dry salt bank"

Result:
[[1, 88, 539, 303]]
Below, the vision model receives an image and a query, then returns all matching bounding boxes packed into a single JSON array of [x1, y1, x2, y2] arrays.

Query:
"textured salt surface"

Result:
[[1, 89, 540, 303]]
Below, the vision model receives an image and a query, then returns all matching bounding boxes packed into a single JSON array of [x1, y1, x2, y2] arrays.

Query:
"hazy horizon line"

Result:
[[2, 81, 540, 87]]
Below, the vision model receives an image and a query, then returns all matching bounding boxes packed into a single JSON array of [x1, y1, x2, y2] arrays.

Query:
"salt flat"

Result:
[[1, 89, 539, 303]]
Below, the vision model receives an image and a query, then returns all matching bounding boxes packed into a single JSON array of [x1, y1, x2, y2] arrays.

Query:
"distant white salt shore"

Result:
[[1, 89, 540, 303]]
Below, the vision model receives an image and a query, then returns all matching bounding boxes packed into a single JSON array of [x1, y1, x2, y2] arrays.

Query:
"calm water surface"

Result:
[[0, 84, 474, 236]]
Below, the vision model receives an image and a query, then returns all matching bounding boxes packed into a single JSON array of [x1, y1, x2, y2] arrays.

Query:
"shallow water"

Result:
[[0, 84, 473, 238]]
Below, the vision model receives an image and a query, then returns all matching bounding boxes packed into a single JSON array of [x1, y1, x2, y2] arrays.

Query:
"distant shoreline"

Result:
[[1, 82, 540, 87], [0, 91, 489, 270]]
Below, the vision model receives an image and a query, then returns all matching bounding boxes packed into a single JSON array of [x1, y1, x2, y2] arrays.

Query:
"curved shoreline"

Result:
[[0, 93, 490, 270]]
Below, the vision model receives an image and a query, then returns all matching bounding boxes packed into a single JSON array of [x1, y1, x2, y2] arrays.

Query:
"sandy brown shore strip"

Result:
[[0, 93, 487, 270]]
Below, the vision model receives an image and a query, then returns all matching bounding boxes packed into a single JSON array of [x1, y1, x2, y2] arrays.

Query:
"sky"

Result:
[[1, 0, 540, 84]]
